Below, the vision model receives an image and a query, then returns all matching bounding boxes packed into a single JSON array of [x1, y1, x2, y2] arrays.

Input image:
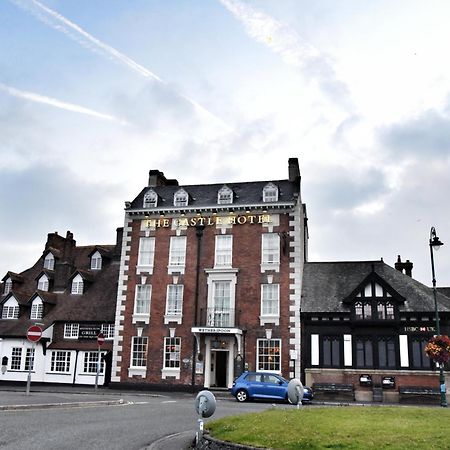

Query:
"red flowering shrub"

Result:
[[425, 335, 450, 365]]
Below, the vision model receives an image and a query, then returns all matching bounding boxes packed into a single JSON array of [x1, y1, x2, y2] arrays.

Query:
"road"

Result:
[[0, 392, 281, 450]]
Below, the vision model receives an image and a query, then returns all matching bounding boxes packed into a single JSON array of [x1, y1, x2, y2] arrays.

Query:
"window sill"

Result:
[[136, 265, 154, 275], [164, 314, 182, 325], [260, 263, 280, 273], [132, 314, 150, 325], [128, 367, 146, 378], [168, 265, 185, 275], [79, 372, 104, 376], [161, 368, 181, 379], [260, 315, 280, 326]]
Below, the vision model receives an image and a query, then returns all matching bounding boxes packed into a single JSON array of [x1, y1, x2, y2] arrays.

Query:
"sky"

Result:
[[1, 0, 450, 286]]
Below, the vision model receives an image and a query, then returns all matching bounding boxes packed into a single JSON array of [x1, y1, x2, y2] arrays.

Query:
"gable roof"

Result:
[[302, 260, 450, 314], [0, 233, 120, 339]]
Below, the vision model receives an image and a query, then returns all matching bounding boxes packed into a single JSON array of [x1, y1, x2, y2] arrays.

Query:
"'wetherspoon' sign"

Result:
[[145, 214, 272, 228]]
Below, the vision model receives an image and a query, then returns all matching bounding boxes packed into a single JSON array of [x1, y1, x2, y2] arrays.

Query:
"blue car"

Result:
[[231, 372, 313, 403]]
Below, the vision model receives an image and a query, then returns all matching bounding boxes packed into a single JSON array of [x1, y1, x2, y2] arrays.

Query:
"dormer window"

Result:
[[37, 274, 49, 292], [218, 186, 233, 205], [377, 302, 395, 320], [71, 274, 84, 295], [353, 282, 396, 320], [173, 188, 188, 207], [263, 183, 279, 202], [30, 297, 43, 320], [2, 297, 19, 319], [143, 189, 158, 208], [4, 277, 12, 295], [355, 301, 372, 320], [91, 251, 102, 270], [44, 253, 55, 270]]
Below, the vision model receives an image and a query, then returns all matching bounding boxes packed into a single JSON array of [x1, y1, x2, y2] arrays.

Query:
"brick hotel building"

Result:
[[111, 158, 308, 389]]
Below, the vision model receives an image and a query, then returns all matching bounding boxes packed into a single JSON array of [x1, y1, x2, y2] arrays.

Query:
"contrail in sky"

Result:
[[219, 0, 352, 109], [10, 0, 231, 131], [0, 82, 127, 124], [219, 0, 320, 67]]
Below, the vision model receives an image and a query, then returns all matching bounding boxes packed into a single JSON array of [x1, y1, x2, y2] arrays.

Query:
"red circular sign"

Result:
[[97, 332, 105, 346], [27, 325, 43, 343]]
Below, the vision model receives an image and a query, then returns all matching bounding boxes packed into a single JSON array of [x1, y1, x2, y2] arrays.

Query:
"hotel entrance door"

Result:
[[212, 351, 228, 387]]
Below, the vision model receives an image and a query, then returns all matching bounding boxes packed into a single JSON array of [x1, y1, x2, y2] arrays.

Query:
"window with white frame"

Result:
[[9, 347, 35, 371], [169, 236, 187, 267], [71, 274, 84, 294], [263, 183, 279, 202], [165, 284, 183, 316], [30, 297, 43, 320], [37, 274, 49, 291], [134, 285, 152, 315], [217, 186, 233, 205], [64, 323, 79, 339], [257, 338, 281, 372], [138, 237, 155, 267], [44, 253, 55, 270], [261, 233, 280, 266], [50, 351, 71, 372], [210, 281, 232, 327], [173, 188, 188, 207], [101, 323, 115, 339], [2, 297, 19, 319], [131, 336, 148, 367], [261, 284, 279, 316], [143, 189, 157, 208], [4, 277, 12, 294], [83, 351, 104, 373], [90, 251, 102, 270], [214, 235, 232, 267], [25, 348, 35, 371], [10, 347, 22, 370], [164, 337, 181, 369]]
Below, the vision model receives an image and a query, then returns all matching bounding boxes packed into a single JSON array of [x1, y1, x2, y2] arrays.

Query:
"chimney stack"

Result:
[[288, 158, 300, 183], [395, 255, 413, 277], [148, 170, 179, 187]]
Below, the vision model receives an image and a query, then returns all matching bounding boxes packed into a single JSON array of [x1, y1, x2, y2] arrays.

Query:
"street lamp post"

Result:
[[429, 226, 447, 407]]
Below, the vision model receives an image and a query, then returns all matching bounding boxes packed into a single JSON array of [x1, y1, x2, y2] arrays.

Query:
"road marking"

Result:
[[161, 400, 177, 404]]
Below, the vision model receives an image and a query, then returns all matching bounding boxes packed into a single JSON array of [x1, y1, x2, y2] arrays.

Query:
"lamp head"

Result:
[[430, 227, 444, 250]]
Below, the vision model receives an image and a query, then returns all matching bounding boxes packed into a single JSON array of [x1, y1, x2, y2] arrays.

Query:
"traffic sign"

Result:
[[27, 325, 43, 343], [97, 332, 105, 346]]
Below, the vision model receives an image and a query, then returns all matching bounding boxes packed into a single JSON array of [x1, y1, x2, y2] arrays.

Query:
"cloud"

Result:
[[306, 158, 450, 285], [379, 108, 450, 159], [0, 82, 127, 124], [305, 166, 388, 212], [0, 165, 124, 276], [111, 83, 195, 133], [9, 0, 231, 131], [219, 0, 352, 109]]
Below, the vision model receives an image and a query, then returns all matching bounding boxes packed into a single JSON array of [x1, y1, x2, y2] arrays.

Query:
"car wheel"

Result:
[[236, 389, 248, 402]]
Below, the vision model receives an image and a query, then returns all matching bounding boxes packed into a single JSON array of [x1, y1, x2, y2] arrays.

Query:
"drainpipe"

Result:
[[191, 225, 205, 390]]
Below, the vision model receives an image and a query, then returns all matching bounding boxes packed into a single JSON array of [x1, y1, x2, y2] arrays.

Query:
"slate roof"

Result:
[[302, 260, 450, 314], [128, 179, 300, 211], [0, 235, 119, 339]]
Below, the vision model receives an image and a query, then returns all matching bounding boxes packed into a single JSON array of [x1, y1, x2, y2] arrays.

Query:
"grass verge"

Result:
[[206, 406, 450, 449]]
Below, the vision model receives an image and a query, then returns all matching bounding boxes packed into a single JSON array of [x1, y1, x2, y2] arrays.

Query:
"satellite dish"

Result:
[[287, 378, 304, 405], [195, 390, 216, 418]]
